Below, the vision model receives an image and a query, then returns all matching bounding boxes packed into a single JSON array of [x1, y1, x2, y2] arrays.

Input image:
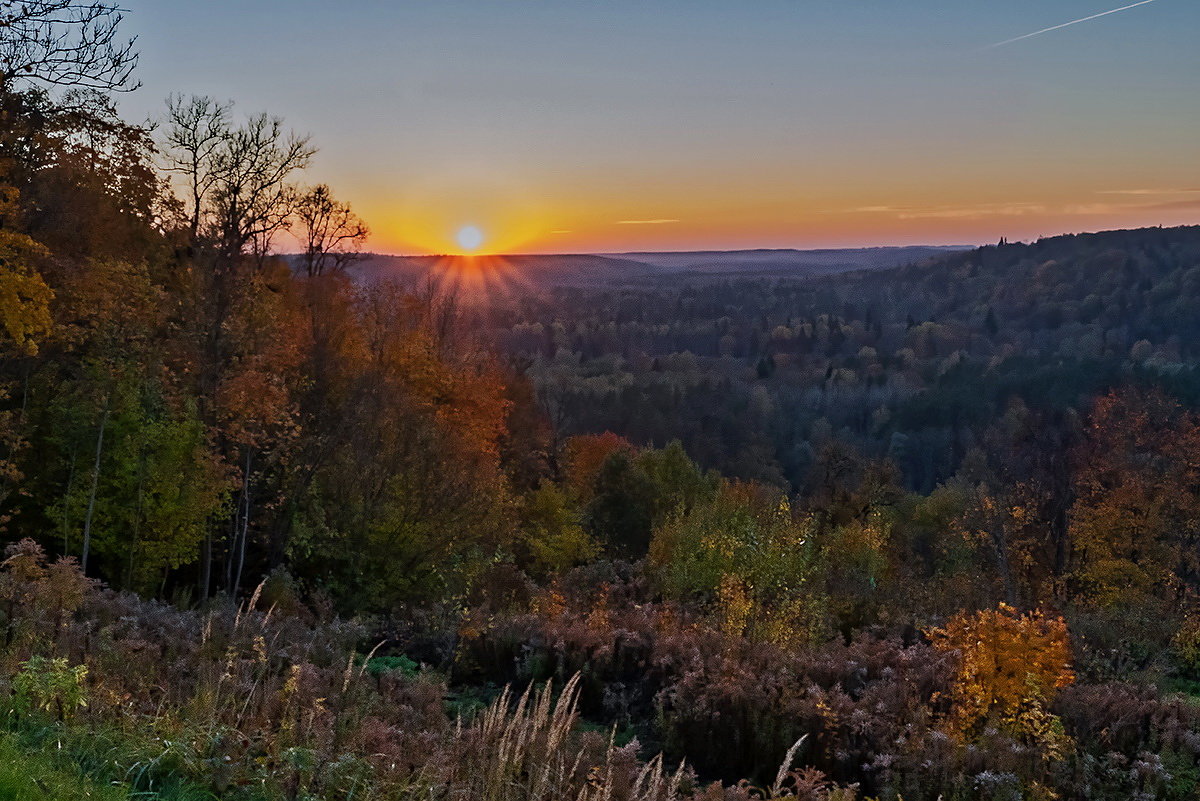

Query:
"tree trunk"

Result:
[[81, 404, 110, 574], [233, 448, 253, 597], [991, 527, 1017, 606], [126, 437, 149, 589], [200, 532, 212, 601]]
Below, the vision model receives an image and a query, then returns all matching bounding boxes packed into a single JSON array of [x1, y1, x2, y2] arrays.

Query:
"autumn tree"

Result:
[[282, 281, 514, 609], [650, 481, 823, 646], [0, 188, 52, 353], [637, 439, 720, 521], [927, 604, 1074, 756], [497, 370, 555, 492], [514, 481, 596, 577], [1069, 389, 1200, 608], [584, 450, 655, 555], [0, 67, 187, 585], [210, 259, 307, 596], [160, 97, 314, 596], [562, 431, 634, 502], [972, 402, 1077, 606]]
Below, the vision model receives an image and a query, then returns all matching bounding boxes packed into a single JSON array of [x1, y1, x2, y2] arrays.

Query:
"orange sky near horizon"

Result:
[[364, 198, 1200, 256], [362, 180, 1200, 256], [342, 83, 1200, 255]]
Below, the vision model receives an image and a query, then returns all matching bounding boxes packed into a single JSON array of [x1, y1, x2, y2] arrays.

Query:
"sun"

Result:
[[455, 225, 485, 253]]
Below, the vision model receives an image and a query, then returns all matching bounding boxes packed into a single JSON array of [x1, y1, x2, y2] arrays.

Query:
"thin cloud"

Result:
[[615, 218, 679, 225], [1142, 198, 1200, 212], [831, 192, 1199, 220], [1063, 198, 1200, 214], [897, 204, 1046, 220], [822, 205, 908, 215], [1097, 188, 1200, 195], [986, 0, 1159, 49], [1063, 203, 1126, 215], [836, 201, 1044, 219]]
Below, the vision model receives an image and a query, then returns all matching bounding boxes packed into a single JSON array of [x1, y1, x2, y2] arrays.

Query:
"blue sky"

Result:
[[117, 1, 1199, 253]]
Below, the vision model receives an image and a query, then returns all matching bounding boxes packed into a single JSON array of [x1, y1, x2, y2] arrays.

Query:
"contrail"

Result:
[[986, 0, 1159, 48]]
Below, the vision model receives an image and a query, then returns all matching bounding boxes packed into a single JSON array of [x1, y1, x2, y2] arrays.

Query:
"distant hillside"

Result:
[[610, 245, 970, 276], [341, 245, 971, 292], [345, 252, 673, 290], [493, 224, 1200, 492]]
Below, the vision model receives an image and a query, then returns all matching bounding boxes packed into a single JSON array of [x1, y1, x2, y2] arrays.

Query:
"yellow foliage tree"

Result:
[[927, 604, 1074, 756], [651, 481, 823, 647], [518, 481, 598, 576], [0, 188, 53, 354]]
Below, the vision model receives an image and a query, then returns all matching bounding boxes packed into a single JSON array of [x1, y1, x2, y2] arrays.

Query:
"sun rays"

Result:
[[420, 253, 536, 300]]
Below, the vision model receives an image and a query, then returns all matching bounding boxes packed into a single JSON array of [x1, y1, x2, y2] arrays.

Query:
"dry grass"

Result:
[[422, 673, 686, 801], [1, 540, 856, 801]]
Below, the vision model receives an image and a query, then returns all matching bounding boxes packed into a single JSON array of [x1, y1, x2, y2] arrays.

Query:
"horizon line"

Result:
[[279, 223, 1198, 260], [345, 242, 985, 259]]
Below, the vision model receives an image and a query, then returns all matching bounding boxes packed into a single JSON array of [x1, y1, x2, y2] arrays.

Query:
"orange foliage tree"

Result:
[[278, 279, 516, 608], [561, 431, 634, 501], [927, 603, 1074, 754], [1069, 389, 1200, 607]]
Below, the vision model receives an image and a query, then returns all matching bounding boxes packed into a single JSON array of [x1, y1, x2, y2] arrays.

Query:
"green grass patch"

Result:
[[361, 654, 420, 678], [0, 732, 126, 801], [1, 724, 228, 801]]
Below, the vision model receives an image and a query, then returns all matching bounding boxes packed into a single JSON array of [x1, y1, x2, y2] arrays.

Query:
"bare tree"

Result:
[[0, 1, 138, 90], [209, 112, 314, 262], [161, 96, 315, 263], [294, 183, 369, 276], [162, 94, 230, 242]]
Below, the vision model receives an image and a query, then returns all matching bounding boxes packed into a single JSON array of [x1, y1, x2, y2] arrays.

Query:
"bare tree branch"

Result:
[[211, 112, 314, 260], [160, 96, 315, 262], [0, 1, 139, 90]]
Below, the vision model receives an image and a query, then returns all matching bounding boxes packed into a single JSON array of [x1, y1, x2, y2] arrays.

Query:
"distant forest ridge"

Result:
[[490, 222, 1200, 494], [339, 244, 972, 288], [606, 245, 972, 273], [338, 226, 1200, 290]]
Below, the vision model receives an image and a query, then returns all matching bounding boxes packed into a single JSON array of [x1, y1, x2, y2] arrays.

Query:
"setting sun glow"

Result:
[[456, 225, 485, 253]]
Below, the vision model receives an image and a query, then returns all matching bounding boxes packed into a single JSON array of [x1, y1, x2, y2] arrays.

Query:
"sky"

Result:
[[117, 1, 1199, 255]]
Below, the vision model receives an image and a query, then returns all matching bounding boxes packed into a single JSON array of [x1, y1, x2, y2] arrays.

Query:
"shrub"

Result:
[[2, 536, 867, 801], [11, 655, 88, 720], [650, 482, 824, 646], [1172, 611, 1200, 677], [928, 604, 1074, 756]]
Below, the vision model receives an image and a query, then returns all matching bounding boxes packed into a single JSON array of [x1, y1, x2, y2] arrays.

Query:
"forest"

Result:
[[3, 4, 1200, 801]]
